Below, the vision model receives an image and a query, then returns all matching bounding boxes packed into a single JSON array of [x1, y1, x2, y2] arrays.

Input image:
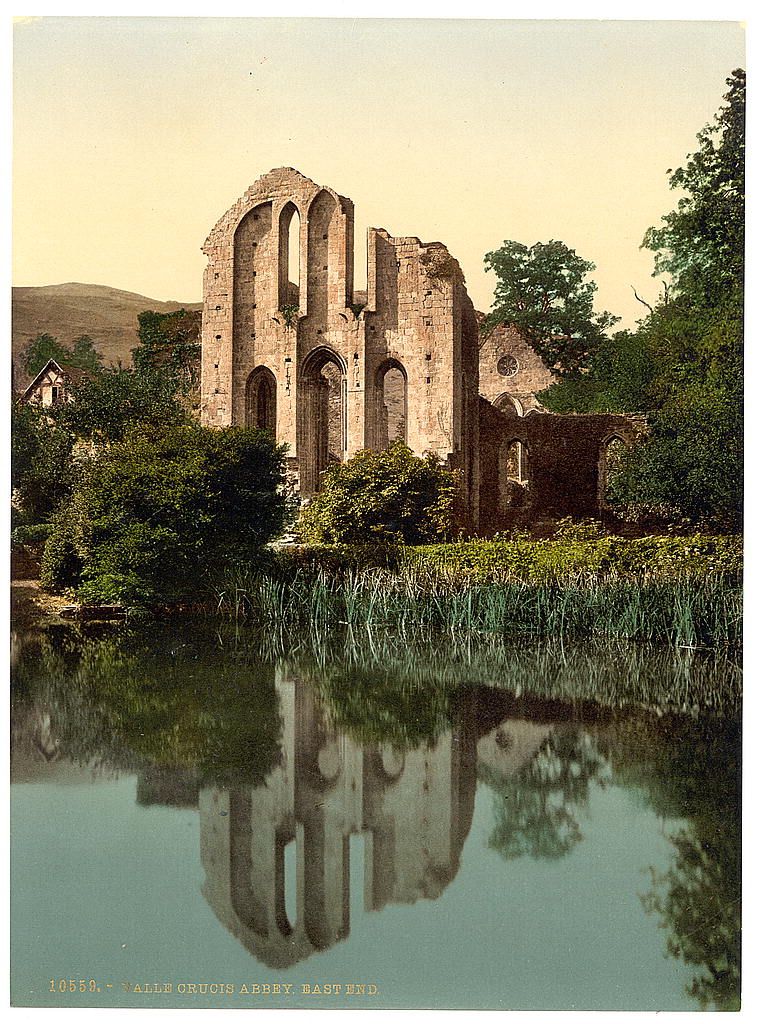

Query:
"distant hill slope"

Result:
[[12, 283, 202, 388]]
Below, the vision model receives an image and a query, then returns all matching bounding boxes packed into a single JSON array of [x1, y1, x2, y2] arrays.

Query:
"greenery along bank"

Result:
[[214, 529, 741, 650]]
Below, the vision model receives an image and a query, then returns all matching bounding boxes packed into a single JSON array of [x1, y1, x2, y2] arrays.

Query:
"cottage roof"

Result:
[[21, 359, 93, 401]]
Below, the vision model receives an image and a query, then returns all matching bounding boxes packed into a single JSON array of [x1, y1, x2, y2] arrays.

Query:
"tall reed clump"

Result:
[[213, 561, 741, 649]]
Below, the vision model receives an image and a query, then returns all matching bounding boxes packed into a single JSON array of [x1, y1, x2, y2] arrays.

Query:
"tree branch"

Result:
[[631, 286, 653, 313]]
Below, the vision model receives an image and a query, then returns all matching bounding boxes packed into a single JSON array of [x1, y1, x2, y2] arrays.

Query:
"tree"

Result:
[[538, 329, 656, 413], [299, 441, 457, 546], [42, 421, 288, 605], [55, 366, 190, 442], [11, 403, 77, 534], [643, 68, 744, 306], [19, 332, 104, 378], [133, 309, 201, 394], [532, 70, 744, 531], [20, 333, 71, 376], [482, 240, 619, 374], [605, 70, 744, 530], [69, 334, 104, 374]]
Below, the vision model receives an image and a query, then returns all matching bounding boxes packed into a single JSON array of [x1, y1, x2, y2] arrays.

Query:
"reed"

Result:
[[211, 562, 741, 649]]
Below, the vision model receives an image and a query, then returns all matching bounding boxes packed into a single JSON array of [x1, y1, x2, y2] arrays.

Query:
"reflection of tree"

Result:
[[480, 729, 610, 860], [642, 826, 740, 1011], [308, 662, 458, 749], [13, 632, 282, 787], [605, 714, 741, 1011]]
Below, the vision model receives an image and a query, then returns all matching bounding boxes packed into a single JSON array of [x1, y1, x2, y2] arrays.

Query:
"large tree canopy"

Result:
[[539, 69, 744, 531], [41, 422, 289, 605], [643, 68, 744, 306], [20, 332, 105, 378], [482, 239, 619, 374]]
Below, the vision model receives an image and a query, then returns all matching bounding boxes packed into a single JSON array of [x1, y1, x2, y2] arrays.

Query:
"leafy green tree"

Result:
[[19, 332, 104, 378], [534, 70, 744, 531], [482, 240, 619, 373], [20, 333, 72, 376], [643, 68, 744, 306], [11, 403, 77, 533], [69, 334, 104, 374], [299, 441, 457, 546], [605, 70, 744, 530], [539, 329, 656, 413], [133, 309, 201, 393], [43, 421, 288, 604], [55, 366, 189, 442]]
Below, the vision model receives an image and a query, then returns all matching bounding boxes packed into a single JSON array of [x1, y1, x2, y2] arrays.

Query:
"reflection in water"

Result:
[[201, 671, 478, 967], [10, 623, 741, 1007]]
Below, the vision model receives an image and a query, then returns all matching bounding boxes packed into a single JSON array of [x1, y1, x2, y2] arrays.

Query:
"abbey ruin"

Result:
[[201, 168, 640, 533]]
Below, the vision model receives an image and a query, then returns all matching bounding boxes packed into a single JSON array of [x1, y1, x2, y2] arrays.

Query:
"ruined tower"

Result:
[[200, 168, 480, 520]]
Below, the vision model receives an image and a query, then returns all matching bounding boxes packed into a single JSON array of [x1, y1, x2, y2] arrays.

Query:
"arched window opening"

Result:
[[507, 440, 528, 485], [377, 361, 407, 447], [600, 436, 627, 501], [279, 202, 300, 309], [320, 362, 345, 465], [494, 393, 523, 417], [300, 347, 347, 495], [245, 367, 277, 433]]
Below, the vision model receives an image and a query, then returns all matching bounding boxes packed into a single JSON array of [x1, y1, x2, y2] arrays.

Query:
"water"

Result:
[[10, 620, 741, 1010]]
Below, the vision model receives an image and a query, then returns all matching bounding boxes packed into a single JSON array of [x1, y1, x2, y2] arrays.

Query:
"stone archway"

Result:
[[373, 358, 407, 448], [299, 346, 347, 495], [245, 366, 277, 432]]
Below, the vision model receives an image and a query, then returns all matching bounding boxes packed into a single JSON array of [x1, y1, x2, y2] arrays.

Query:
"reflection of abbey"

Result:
[[201, 168, 641, 532], [198, 672, 551, 968]]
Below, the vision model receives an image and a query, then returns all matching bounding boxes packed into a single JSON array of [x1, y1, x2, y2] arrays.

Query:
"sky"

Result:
[[12, 15, 745, 328]]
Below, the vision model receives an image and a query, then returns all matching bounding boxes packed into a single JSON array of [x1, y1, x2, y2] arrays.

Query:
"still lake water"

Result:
[[10, 620, 741, 1010]]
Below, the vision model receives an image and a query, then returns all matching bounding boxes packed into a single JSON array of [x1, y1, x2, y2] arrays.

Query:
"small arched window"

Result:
[[245, 366, 277, 433], [507, 440, 528, 485]]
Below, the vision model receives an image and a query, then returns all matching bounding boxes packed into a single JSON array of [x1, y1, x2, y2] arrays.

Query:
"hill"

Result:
[[12, 283, 202, 388]]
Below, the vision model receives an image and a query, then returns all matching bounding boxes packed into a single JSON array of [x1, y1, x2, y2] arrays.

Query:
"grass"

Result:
[[212, 561, 741, 649]]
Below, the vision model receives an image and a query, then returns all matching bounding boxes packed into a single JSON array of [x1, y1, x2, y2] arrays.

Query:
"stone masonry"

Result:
[[201, 169, 640, 533]]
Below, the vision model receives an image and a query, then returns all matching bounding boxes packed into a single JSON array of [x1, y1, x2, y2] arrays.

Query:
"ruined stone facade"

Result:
[[478, 322, 555, 416], [201, 167, 479, 518], [201, 169, 640, 532]]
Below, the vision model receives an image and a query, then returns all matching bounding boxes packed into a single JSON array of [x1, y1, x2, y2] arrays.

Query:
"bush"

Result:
[[402, 526, 741, 584], [299, 441, 457, 546], [42, 421, 288, 605], [11, 403, 77, 529]]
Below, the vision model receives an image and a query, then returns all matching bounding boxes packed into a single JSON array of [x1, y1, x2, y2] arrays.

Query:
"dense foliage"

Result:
[[41, 422, 288, 605], [482, 240, 619, 373], [404, 523, 742, 582], [132, 309, 201, 400], [20, 332, 104, 376], [299, 441, 457, 545], [11, 403, 77, 541], [539, 70, 744, 531], [56, 365, 190, 442]]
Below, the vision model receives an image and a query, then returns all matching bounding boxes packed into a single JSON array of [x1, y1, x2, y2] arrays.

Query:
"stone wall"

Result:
[[477, 399, 646, 534], [201, 168, 480, 523], [477, 321, 555, 415], [201, 168, 645, 534]]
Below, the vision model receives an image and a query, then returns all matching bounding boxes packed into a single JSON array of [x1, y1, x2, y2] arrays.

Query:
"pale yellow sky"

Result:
[[13, 17, 745, 327]]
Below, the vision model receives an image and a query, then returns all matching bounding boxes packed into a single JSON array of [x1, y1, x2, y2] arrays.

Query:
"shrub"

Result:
[[43, 421, 288, 605], [299, 441, 457, 546]]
